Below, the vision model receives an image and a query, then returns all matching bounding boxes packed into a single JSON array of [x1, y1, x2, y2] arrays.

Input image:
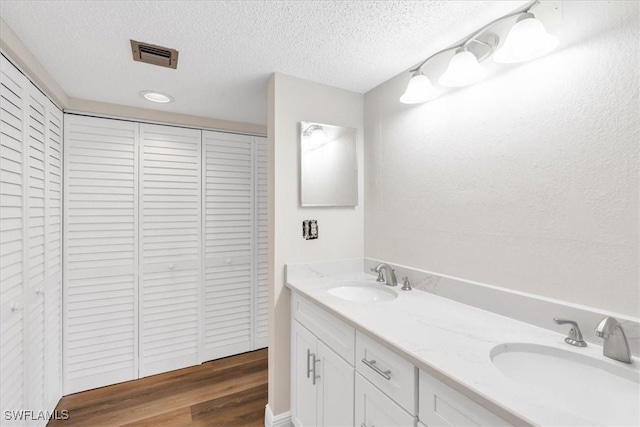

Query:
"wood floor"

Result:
[[48, 349, 268, 427]]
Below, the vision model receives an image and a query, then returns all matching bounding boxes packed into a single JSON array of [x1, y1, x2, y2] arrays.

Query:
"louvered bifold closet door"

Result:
[[139, 124, 202, 377], [24, 83, 48, 414], [63, 115, 139, 394], [254, 136, 268, 349], [200, 131, 255, 362], [44, 101, 63, 409], [0, 54, 28, 421]]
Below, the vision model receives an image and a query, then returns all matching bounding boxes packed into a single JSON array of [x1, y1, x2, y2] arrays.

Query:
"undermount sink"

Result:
[[327, 281, 397, 302], [491, 343, 640, 426]]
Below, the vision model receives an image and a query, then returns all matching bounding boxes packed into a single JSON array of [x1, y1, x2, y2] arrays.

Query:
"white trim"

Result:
[[264, 404, 293, 427], [63, 108, 266, 137]]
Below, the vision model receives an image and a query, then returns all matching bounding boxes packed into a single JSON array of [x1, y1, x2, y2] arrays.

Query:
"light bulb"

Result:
[[438, 49, 488, 88], [400, 71, 437, 104], [309, 127, 326, 147], [493, 13, 559, 63]]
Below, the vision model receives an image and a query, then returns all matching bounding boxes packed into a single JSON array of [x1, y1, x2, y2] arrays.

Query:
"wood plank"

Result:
[[48, 349, 268, 427]]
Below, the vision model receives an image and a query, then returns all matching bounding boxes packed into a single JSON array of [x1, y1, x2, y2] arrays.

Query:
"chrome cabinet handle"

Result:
[[312, 353, 320, 385], [361, 358, 391, 380], [306, 349, 312, 379]]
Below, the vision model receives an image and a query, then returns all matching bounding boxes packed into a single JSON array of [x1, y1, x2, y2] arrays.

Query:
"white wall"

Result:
[[268, 73, 364, 415], [364, 1, 639, 316]]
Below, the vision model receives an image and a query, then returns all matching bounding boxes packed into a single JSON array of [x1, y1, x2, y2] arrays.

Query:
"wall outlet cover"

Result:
[[303, 220, 318, 240]]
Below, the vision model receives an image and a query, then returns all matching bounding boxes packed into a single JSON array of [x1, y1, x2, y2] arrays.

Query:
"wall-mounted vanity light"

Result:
[[438, 48, 489, 88], [399, 70, 438, 104], [493, 12, 559, 63], [400, 0, 558, 103]]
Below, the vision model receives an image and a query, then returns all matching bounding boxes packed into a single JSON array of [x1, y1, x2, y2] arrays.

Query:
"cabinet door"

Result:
[[254, 136, 268, 349], [201, 131, 253, 361], [0, 53, 28, 419], [64, 115, 139, 393], [44, 100, 62, 409], [355, 373, 414, 427], [291, 321, 318, 427], [317, 340, 354, 427], [24, 82, 47, 415], [139, 123, 201, 377], [419, 370, 509, 427]]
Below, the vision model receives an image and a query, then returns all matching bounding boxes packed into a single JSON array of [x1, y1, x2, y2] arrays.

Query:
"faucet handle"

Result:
[[369, 267, 384, 282], [401, 276, 412, 291], [554, 318, 587, 347]]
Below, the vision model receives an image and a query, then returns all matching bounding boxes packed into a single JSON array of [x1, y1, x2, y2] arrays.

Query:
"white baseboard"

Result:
[[264, 404, 293, 427]]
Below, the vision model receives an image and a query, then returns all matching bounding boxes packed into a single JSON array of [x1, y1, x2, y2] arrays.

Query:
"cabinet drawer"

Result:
[[356, 330, 415, 414], [355, 373, 414, 427], [419, 370, 510, 427], [292, 292, 355, 365]]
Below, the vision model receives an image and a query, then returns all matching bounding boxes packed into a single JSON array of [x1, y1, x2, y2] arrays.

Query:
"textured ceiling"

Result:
[[0, 0, 527, 125]]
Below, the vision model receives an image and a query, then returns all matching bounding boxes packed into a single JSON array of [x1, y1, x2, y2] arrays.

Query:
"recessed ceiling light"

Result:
[[139, 90, 174, 104]]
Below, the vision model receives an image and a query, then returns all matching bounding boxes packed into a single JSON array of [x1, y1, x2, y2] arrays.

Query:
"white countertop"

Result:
[[286, 269, 640, 426]]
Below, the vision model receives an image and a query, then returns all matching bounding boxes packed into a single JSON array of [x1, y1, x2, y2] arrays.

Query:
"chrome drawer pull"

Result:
[[312, 353, 321, 385], [362, 358, 391, 380]]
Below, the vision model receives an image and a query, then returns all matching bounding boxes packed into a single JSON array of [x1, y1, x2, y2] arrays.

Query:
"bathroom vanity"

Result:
[[286, 260, 640, 427]]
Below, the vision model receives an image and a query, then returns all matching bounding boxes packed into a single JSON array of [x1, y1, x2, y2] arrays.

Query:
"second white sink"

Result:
[[328, 281, 397, 302], [491, 343, 640, 426]]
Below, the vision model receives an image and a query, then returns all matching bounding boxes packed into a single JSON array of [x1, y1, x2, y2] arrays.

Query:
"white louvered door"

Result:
[[0, 54, 29, 421], [44, 100, 63, 409], [1, 54, 63, 421], [254, 136, 268, 349], [24, 82, 48, 416], [201, 131, 253, 361], [139, 123, 202, 377], [63, 115, 139, 394], [200, 131, 268, 362], [61, 115, 265, 391]]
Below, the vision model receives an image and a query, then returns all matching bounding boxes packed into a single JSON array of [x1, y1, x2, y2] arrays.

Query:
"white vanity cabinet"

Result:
[[354, 330, 416, 427], [419, 370, 510, 427], [291, 294, 355, 427], [289, 291, 511, 427], [355, 373, 415, 427], [291, 321, 354, 427]]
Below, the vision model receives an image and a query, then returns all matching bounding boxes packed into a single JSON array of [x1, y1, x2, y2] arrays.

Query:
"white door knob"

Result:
[[10, 302, 20, 312], [168, 263, 175, 270], [226, 258, 232, 265], [36, 288, 43, 296]]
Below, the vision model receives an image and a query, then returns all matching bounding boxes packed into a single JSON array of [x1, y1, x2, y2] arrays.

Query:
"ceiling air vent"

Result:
[[130, 40, 179, 69]]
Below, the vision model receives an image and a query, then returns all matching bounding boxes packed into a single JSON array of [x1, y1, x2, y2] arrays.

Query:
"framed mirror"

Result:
[[300, 121, 358, 207]]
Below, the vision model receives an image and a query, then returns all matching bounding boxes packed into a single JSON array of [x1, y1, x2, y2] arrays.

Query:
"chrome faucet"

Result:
[[595, 317, 632, 364], [372, 263, 397, 287]]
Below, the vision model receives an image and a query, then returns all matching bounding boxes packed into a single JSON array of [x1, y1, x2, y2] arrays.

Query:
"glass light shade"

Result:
[[438, 50, 488, 88], [309, 127, 327, 148], [303, 125, 328, 150], [493, 13, 559, 63], [399, 71, 437, 104]]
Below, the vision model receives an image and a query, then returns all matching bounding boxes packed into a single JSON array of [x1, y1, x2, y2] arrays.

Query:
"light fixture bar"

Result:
[[409, 0, 540, 73]]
